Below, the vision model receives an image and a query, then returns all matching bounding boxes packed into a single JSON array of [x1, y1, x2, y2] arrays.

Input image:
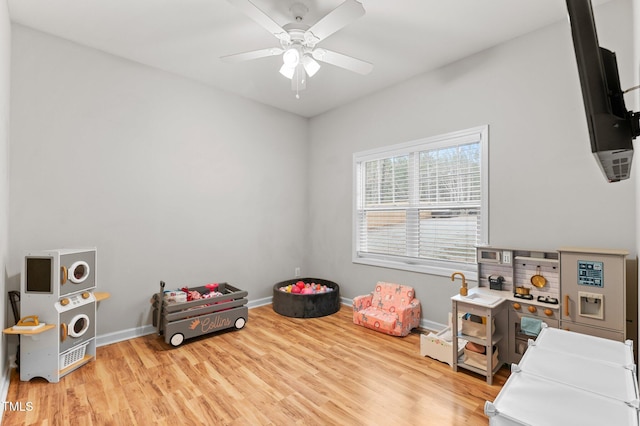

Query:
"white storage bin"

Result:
[[59, 342, 90, 370], [420, 327, 465, 367]]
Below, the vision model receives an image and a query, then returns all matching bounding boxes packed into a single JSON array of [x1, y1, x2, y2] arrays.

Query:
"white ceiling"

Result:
[[7, 0, 610, 118]]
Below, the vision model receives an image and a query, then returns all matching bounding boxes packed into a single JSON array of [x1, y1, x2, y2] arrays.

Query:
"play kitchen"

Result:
[[452, 245, 629, 381]]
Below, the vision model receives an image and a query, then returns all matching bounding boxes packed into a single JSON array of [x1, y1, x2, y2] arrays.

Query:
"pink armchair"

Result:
[[352, 282, 421, 336]]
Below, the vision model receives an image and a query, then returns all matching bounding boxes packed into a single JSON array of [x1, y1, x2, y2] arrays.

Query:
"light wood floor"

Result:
[[4, 305, 509, 425]]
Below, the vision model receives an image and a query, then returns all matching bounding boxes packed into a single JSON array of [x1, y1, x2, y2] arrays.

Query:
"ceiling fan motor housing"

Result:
[[289, 2, 309, 22]]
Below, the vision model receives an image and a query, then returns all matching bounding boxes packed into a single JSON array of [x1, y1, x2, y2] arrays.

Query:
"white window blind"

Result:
[[353, 126, 488, 276]]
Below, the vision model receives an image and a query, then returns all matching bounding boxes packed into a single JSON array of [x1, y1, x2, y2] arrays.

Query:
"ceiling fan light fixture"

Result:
[[282, 47, 300, 67], [279, 63, 295, 79], [302, 55, 320, 77]]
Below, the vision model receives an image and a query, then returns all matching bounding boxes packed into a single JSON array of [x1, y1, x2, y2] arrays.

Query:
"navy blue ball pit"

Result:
[[272, 278, 340, 318]]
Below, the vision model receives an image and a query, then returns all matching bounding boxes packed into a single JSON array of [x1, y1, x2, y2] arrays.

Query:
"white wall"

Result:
[[0, 0, 11, 397], [9, 25, 309, 336], [307, 0, 636, 326], [6, 1, 636, 337]]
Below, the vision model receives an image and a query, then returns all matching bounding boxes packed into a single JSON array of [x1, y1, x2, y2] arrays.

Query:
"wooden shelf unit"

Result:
[[451, 292, 508, 385]]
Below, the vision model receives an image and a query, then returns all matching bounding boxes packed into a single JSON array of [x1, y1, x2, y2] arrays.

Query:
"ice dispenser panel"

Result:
[[579, 291, 604, 320]]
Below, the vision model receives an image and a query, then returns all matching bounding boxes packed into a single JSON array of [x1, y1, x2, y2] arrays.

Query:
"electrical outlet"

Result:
[[295, 267, 301, 277], [502, 251, 512, 265]]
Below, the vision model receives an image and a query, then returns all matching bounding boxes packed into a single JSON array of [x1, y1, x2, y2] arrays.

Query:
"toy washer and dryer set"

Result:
[[5, 248, 105, 383], [6, 247, 248, 383]]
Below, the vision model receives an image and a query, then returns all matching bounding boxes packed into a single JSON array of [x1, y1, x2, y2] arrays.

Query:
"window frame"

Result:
[[352, 125, 489, 277]]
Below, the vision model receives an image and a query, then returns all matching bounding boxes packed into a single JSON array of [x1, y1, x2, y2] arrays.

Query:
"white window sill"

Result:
[[353, 256, 477, 279]]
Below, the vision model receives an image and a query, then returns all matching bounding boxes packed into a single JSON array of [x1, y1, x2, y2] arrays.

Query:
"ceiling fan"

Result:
[[222, 0, 373, 98]]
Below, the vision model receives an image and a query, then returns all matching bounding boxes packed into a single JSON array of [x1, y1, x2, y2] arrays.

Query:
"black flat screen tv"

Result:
[[566, 0, 639, 182]]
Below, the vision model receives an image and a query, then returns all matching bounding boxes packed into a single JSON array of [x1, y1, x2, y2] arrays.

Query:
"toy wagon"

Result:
[[152, 281, 248, 347]]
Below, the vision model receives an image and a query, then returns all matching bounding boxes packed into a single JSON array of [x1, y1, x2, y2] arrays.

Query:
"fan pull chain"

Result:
[[295, 66, 300, 99]]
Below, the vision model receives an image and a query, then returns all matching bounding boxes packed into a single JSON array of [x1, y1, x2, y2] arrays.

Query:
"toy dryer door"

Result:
[[60, 250, 96, 296], [59, 299, 96, 353]]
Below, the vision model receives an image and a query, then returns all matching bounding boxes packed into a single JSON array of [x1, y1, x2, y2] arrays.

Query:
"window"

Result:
[[353, 126, 488, 276]]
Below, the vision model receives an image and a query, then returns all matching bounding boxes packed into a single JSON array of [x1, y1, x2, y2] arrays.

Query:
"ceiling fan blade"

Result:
[[305, 0, 365, 44], [312, 49, 373, 75], [228, 0, 291, 43], [221, 47, 283, 63]]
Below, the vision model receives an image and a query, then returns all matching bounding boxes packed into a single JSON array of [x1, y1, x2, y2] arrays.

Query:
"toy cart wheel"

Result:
[[234, 317, 246, 329], [169, 333, 184, 347]]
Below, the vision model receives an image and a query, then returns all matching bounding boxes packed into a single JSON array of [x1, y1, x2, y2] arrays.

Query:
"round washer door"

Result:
[[68, 261, 90, 284], [68, 314, 90, 338]]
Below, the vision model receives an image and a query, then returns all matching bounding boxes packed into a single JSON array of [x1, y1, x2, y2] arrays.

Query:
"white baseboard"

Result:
[[247, 296, 272, 309], [421, 319, 447, 333], [95, 324, 157, 347]]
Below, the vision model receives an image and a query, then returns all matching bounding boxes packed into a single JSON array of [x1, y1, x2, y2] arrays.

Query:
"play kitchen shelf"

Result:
[[451, 288, 508, 385]]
